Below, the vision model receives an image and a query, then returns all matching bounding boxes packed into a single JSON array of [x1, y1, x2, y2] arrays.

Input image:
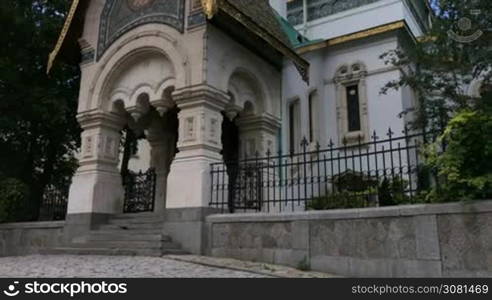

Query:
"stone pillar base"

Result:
[[67, 170, 124, 215], [166, 154, 221, 208]]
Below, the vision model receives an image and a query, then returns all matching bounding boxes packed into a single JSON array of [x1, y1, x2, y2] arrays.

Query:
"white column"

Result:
[[67, 112, 126, 215], [166, 85, 229, 208], [146, 114, 176, 213]]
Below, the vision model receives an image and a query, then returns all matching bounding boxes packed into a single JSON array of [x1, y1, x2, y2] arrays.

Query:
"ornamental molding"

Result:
[[97, 0, 185, 60]]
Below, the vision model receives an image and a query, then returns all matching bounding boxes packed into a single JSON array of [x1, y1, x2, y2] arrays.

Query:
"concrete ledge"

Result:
[[0, 221, 65, 230], [207, 200, 492, 223]]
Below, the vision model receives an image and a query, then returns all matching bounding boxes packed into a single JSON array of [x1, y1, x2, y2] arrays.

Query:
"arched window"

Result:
[[334, 62, 369, 144]]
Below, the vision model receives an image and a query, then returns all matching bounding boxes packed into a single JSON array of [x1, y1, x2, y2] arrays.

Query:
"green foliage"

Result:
[[0, 0, 80, 220], [380, 0, 491, 202], [380, 0, 492, 130], [0, 178, 30, 223], [378, 177, 411, 206], [425, 109, 492, 200], [308, 176, 414, 210], [308, 191, 370, 210]]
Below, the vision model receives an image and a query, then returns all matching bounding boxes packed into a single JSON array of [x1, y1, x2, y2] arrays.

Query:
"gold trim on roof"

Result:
[[47, 0, 80, 74], [201, 0, 218, 19], [47, 0, 309, 83], [219, 0, 310, 83], [297, 21, 406, 55]]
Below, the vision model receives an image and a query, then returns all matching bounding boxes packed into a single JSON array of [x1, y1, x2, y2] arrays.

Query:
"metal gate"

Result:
[[123, 168, 156, 214], [226, 163, 264, 213]]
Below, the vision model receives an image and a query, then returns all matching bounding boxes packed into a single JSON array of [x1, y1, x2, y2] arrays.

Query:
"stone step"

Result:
[[72, 233, 172, 243], [70, 240, 164, 249], [111, 212, 162, 219], [108, 217, 164, 226], [91, 228, 165, 235], [42, 247, 162, 257], [42, 213, 187, 257], [98, 223, 162, 230]]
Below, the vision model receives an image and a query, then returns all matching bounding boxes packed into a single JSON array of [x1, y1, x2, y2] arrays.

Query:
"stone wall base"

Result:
[[206, 201, 492, 277]]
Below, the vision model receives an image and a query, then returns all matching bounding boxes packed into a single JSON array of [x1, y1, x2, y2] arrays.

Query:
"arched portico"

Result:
[[68, 47, 181, 217]]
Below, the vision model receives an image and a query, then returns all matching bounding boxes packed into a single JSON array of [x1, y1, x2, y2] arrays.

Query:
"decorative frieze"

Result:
[[188, 12, 206, 29], [98, 0, 185, 60]]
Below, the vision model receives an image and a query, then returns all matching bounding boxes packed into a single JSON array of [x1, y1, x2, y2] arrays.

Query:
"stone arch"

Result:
[[88, 25, 190, 112], [227, 68, 268, 115], [219, 59, 276, 116]]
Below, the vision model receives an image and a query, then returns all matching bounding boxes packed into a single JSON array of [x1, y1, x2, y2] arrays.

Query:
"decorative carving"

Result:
[[104, 136, 116, 158], [83, 136, 94, 157], [127, 0, 156, 11], [184, 117, 195, 140], [98, 0, 185, 60], [209, 118, 218, 143]]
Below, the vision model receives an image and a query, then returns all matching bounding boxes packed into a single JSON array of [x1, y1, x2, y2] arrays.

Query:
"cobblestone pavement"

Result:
[[165, 255, 338, 278], [0, 255, 271, 278]]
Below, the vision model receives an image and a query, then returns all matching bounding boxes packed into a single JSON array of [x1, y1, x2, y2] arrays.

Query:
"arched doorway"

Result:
[[106, 51, 180, 214], [221, 71, 280, 212]]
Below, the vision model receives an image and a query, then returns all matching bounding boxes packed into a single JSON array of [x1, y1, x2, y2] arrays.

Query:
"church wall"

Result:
[[205, 25, 282, 119], [288, 0, 425, 41], [282, 33, 406, 153]]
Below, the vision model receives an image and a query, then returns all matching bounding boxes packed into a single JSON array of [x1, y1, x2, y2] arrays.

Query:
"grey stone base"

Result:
[[0, 221, 65, 257], [63, 213, 111, 243], [163, 207, 220, 255]]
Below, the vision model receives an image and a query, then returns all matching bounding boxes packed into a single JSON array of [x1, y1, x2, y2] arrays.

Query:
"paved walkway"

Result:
[[0, 255, 335, 278]]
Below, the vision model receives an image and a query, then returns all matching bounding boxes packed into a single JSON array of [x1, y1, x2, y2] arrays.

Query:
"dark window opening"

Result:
[[346, 85, 361, 132], [308, 92, 316, 143]]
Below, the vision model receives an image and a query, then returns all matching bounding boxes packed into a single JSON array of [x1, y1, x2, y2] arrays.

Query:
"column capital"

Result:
[[76, 110, 127, 131], [172, 84, 230, 111], [236, 113, 281, 135]]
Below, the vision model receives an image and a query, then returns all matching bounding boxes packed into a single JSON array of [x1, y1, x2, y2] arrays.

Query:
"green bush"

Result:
[[0, 178, 30, 223], [308, 191, 370, 210], [378, 177, 411, 206], [425, 109, 492, 201]]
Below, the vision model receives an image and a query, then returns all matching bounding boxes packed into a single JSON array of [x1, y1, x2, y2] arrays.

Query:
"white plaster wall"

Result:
[[118, 140, 152, 173], [282, 34, 406, 153], [205, 25, 282, 119], [295, 0, 425, 41]]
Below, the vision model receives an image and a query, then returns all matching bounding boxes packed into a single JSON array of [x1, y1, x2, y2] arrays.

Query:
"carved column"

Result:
[[67, 111, 126, 219], [236, 114, 280, 158], [146, 113, 177, 213], [166, 85, 229, 208]]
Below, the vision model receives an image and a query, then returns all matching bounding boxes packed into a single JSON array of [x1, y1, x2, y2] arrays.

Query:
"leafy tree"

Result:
[[381, 0, 491, 201], [381, 0, 491, 130], [0, 0, 80, 221]]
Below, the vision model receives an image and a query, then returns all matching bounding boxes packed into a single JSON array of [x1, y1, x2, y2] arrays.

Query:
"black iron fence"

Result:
[[39, 183, 69, 221], [210, 127, 442, 213], [123, 168, 157, 214]]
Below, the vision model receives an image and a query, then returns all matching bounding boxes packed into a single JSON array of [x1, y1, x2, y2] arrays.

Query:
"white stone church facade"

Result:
[[49, 0, 430, 229]]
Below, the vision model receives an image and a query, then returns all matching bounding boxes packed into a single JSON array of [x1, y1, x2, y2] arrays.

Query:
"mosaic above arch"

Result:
[[98, 0, 185, 60]]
